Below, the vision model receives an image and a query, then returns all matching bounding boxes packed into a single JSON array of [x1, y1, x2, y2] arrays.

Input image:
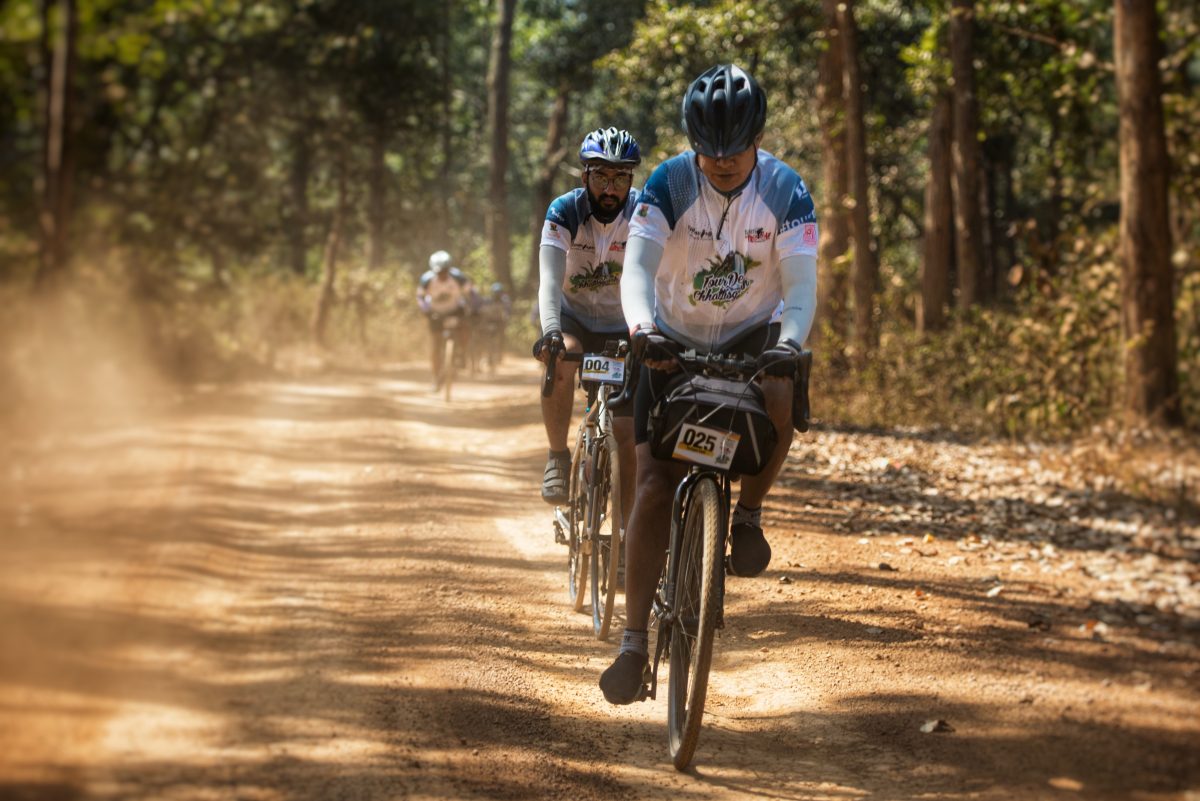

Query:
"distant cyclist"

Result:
[[533, 127, 642, 521], [477, 282, 512, 371], [416, 250, 470, 390], [600, 65, 820, 705]]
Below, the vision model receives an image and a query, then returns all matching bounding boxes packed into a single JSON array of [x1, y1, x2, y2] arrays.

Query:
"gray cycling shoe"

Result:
[[728, 522, 772, 577], [599, 651, 650, 705], [541, 452, 570, 505]]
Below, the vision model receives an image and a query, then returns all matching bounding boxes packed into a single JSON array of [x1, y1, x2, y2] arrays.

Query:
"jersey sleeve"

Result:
[[628, 161, 676, 247], [775, 177, 819, 258], [540, 192, 580, 253]]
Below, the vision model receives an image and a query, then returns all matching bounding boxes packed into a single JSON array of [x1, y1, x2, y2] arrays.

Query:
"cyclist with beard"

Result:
[[534, 128, 641, 524]]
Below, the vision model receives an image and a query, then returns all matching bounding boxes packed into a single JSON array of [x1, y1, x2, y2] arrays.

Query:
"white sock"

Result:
[[732, 502, 762, 528], [619, 629, 649, 657]]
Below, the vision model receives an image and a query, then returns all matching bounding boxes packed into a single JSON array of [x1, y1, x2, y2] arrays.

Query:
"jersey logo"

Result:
[[609, 241, 627, 252], [688, 225, 714, 241], [746, 227, 772, 243], [802, 224, 817, 246], [569, 261, 623, 293], [637, 204, 650, 218], [688, 251, 760, 308]]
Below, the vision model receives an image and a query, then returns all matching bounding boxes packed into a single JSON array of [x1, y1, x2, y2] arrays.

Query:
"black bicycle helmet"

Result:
[[681, 64, 767, 159], [578, 127, 641, 166]]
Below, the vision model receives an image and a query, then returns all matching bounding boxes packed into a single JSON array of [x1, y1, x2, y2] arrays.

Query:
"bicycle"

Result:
[[543, 339, 628, 639], [433, 312, 466, 401], [611, 335, 811, 770]]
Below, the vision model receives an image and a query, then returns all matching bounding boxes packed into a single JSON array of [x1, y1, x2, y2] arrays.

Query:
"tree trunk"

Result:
[[950, 0, 985, 310], [815, 0, 850, 351], [367, 123, 386, 271], [288, 125, 310, 276], [439, 0, 454, 243], [485, 0, 517, 289], [838, 0, 877, 361], [313, 156, 348, 348], [920, 88, 954, 334], [34, 0, 77, 292], [524, 79, 570, 297], [1114, 0, 1182, 426]]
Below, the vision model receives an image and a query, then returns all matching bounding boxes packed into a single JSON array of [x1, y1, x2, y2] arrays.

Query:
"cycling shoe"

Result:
[[541, 452, 570, 505], [728, 522, 772, 577], [599, 651, 649, 705]]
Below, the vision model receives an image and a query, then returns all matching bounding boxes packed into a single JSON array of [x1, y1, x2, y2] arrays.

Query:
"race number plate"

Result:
[[672, 423, 740, 469], [580, 354, 625, 385]]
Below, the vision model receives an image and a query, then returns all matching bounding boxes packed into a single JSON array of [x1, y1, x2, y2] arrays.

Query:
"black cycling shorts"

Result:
[[560, 310, 626, 355], [558, 310, 631, 419], [633, 323, 780, 444], [427, 310, 466, 336]]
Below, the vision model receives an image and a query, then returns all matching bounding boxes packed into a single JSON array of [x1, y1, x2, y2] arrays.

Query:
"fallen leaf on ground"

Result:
[[986, 585, 1004, 598]]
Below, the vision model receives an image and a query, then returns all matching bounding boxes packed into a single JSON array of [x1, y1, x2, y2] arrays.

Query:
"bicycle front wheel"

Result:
[[566, 435, 589, 612], [589, 435, 621, 640], [667, 474, 724, 770]]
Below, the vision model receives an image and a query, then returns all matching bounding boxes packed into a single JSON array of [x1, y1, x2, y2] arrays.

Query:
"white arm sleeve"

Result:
[[537, 245, 567, 334], [778, 253, 818, 346], [620, 236, 662, 332]]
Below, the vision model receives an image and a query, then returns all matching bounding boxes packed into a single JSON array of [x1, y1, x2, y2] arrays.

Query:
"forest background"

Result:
[[1, 0, 1197, 438]]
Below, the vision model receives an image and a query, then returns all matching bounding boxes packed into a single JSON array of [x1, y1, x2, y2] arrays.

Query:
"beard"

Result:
[[588, 189, 626, 223]]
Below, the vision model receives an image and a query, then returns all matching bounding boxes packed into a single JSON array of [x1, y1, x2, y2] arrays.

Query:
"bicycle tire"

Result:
[[667, 475, 723, 770], [589, 435, 621, 640], [442, 336, 455, 402], [566, 434, 589, 611]]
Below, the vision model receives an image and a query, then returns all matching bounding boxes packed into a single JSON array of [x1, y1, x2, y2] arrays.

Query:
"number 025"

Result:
[[682, 427, 716, 452]]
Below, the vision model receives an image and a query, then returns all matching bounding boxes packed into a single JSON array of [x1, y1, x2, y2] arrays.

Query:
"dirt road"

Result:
[[1, 362, 1197, 800]]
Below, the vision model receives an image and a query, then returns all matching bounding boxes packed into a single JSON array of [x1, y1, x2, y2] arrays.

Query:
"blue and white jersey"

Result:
[[629, 151, 818, 352], [418, 267, 469, 315], [541, 187, 641, 332]]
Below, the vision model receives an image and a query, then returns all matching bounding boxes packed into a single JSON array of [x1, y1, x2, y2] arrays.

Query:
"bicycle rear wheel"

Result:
[[667, 475, 724, 770], [442, 336, 455, 402], [589, 435, 621, 640], [565, 435, 589, 611]]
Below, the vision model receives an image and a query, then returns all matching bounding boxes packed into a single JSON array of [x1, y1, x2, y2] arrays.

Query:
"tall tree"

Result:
[[313, 140, 348, 348], [816, 0, 850, 349], [1114, 0, 1182, 425], [34, 0, 77, 291], [949, 0, 985, 309], [838, 0, 878, 360], [920, 87, 954, 333], [486, 0, 517, 289], [525, 78, 570, 296]]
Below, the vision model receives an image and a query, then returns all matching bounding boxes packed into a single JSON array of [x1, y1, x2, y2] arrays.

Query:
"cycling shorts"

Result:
[[633, 323, 781, 444], [427, 309, 466, 336]]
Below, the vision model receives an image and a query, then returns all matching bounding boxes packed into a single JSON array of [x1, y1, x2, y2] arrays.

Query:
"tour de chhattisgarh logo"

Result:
[[689, 251, 760, 307], [569, 260, 622, 293]]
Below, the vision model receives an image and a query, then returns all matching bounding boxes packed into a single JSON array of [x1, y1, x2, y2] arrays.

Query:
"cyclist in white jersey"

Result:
[[600, 65, 820, 705], [416, 250, 470, 389], [533, 128, 642, 515]]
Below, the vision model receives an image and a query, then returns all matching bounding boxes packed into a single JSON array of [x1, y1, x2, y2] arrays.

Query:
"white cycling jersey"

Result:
[[418, 267, 469, 315], [627, 150, 818, 351], [540, 187, 641, 332]]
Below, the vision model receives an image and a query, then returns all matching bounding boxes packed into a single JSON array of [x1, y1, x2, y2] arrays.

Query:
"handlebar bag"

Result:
[[648, 374, 778, 475]]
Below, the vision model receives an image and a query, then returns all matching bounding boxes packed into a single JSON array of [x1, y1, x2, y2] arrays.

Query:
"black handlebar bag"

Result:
[[647, 374, 778, 476]]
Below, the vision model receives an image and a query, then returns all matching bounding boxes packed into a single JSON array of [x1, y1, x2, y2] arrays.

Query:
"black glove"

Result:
[[757, 340, 800, 379], [632, 329, 679, 364], [532, 330, 564, 360]]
